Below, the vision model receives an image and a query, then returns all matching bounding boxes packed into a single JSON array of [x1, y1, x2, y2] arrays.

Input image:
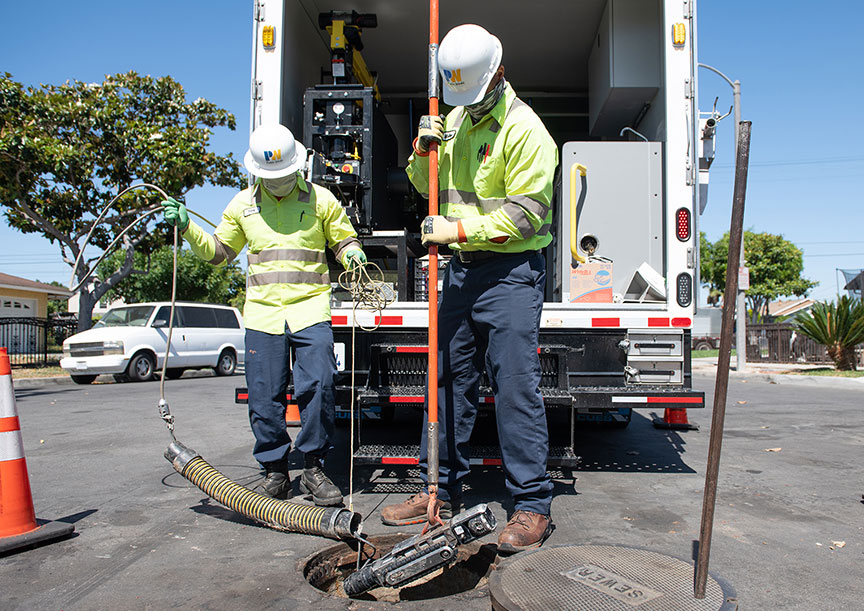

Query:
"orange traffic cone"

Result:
[[285, 403, 301, 427], [0, 347, 74, 553], [652, 407, 699, 431]]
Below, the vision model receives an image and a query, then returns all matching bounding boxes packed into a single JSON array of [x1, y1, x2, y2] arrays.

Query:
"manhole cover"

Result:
[[489, 545, 737, 611], [303, 533, 497, 602]]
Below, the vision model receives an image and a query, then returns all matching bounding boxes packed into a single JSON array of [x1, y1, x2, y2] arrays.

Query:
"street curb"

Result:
[[693, 365, 864, 388], [12, 368, 242, 390]]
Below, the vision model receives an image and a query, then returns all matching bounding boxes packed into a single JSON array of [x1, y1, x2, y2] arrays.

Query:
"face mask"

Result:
[[465, 78, 506, 122], [261, 173, 298, 197]]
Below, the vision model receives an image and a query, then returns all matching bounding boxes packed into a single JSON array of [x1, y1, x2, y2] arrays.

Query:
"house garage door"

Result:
[[0, 298, 37, 318]]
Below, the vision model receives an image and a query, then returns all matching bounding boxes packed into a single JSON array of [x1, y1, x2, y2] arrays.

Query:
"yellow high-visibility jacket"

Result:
[[407, 82, 559, 254], [183, 177, 360, 334]]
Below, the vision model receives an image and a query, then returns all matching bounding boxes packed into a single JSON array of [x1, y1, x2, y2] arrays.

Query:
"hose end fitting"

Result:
[[164, 440, 200, 474], [331, 508, 364, 540]]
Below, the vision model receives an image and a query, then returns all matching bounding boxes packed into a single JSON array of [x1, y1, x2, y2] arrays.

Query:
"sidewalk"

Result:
[[11, 367, 235, 389], [691, 356, 864, 388]]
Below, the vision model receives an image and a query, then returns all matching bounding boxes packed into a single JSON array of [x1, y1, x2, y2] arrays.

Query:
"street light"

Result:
[[698, 63, 746, 373]]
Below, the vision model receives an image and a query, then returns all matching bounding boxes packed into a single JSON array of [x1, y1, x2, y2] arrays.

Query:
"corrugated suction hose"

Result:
[[165, 441, 362, 541]]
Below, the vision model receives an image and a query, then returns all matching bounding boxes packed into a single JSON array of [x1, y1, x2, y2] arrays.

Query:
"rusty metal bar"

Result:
[[694, 120, 752, 598]]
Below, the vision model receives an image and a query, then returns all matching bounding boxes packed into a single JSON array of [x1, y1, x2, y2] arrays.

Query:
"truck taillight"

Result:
[[676, 207, 691, 241], [676, 273, 692, 307]]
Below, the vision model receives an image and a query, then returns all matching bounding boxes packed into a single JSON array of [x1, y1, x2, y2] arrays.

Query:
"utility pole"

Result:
[[698, 64, 746, 372]]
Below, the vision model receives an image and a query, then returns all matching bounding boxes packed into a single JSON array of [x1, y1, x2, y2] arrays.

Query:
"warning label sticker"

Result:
[[560, 564, 664, 606]]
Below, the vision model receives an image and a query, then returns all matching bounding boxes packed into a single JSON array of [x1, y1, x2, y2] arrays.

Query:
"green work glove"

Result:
[[343, 248, 367, 270], [161, 197, 189, 231]]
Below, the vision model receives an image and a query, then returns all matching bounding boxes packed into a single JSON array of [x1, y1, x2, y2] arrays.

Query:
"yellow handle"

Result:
[[570, 163, 588, 264]]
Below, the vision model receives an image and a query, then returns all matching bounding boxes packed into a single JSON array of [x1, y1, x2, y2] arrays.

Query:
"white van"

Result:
[[61, 302, 245, 384]]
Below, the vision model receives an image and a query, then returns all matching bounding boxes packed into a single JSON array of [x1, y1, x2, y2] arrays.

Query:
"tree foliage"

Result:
[[98, 245, 245, 309], [0, 71, 244, 330], [794, 296, 864, 370], [700, 231, 817, 322]]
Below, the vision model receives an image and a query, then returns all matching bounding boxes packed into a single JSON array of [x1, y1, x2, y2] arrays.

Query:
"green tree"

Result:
[[36, 280, 71, 316], [98, 245, 245, 308], [794, 296, 864, 370], [699, 231, 722, 306], [0, 72, 244, 331], [701, 231, 817, 322]]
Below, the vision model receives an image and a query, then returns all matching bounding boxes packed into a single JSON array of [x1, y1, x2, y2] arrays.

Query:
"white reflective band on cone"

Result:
[[0, 376, 14, 417], [0, 430, 25, 461]]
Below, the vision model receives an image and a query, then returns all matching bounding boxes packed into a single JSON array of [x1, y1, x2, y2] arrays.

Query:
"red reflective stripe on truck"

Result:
[[592, 318, 620, 327], [332, 315, 348, 325], [237, 393, 249, 401], [671, 317, 692, 327], [647, 396, 702, 404], [395, 346, 428, 353], [389, 396, 425, 403], [381, 457, 419, 465], [375, 316, 403, 325], [648, 318, 669, 327]]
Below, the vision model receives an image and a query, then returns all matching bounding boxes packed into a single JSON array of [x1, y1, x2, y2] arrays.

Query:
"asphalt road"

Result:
[[2, 372, 861, 610]]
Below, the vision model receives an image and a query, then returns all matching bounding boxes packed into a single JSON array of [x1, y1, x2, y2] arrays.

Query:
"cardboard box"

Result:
[[570, 262, 614, 303]]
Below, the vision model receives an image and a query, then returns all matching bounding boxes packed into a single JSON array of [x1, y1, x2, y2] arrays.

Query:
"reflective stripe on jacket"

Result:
[[183, 177, 359, 333], [406, 82, 558, 253]]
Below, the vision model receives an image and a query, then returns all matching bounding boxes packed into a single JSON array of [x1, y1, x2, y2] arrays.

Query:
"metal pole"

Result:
[[732, 80, 746, 373], [694, 121, 752, 598], [425, 0, 442, 526], [697, 65, 746, 370]]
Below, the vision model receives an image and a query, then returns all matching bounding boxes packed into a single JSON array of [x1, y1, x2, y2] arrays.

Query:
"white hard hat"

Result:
[[438, 24, 503, 107], [243, 123, 307, 178]]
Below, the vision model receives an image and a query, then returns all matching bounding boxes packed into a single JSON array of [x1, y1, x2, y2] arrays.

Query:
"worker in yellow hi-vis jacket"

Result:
[[380, 24, 559, 553], [161, 124, 365, 505]]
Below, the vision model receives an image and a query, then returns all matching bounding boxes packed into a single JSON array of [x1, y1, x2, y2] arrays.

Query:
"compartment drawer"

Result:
[[626, 331, 684, 357], [625, 358, 683, 385]]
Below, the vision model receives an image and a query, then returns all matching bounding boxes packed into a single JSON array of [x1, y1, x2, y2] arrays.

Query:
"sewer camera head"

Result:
[[303, 533, 497, 603]]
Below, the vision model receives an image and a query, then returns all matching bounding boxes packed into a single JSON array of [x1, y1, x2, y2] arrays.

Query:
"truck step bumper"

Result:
[[353, 444, 580, 468], [570, 385, 704, 409]]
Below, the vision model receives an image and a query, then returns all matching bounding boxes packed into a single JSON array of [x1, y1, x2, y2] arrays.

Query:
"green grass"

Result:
[[789, 368, 864, 378], [691, 349, 736, 359], [10, 365, 67, 379]]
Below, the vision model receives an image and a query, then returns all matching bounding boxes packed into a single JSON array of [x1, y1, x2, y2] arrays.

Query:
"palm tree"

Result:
[[794, 296, 864, 370]]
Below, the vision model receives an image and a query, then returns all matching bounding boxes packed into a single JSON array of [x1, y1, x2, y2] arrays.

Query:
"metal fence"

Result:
[[745, 322, 864, 365], [0, 317, 79, 366]]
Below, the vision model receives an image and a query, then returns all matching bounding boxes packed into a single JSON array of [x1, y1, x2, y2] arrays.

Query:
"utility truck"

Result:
[[242, 0, 716, 466]]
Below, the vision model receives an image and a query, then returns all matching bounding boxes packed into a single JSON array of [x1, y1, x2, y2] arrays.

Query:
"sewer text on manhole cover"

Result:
[[561, 563, 664, 606]]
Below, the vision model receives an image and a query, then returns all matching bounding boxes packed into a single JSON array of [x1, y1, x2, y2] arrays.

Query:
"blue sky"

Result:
[[1, 1, 862, 302]]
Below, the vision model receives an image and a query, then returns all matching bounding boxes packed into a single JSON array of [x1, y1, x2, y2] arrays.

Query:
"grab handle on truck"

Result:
[[569, 162, 588, 264]]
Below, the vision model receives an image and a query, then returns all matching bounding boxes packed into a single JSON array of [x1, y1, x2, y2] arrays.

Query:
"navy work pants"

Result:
[[244, 321, 336, 466], [419, 251, 553, 515]]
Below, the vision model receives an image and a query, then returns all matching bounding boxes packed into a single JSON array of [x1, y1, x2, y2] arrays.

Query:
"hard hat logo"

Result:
[[443, 69, 464, 87], [263, 149, 282, 163]]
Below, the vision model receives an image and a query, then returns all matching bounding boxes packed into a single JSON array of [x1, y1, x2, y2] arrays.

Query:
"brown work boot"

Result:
[[497, 510, 553, 554], [380, 491, 457, 526]]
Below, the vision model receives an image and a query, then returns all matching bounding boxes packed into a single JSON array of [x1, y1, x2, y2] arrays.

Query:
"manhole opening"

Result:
[[303, 533, 497, 602]]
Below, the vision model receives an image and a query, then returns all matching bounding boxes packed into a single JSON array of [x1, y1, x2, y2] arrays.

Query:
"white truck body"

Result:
[[245, 0, 711, 441]]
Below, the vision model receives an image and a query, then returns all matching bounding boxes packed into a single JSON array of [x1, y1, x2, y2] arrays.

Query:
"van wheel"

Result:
[[693, 340, 714, 351], [71, 374, 97, 385], [127, 352, 155, 382], [165, 368, 185, 380], [214, 349, 236, 376]]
